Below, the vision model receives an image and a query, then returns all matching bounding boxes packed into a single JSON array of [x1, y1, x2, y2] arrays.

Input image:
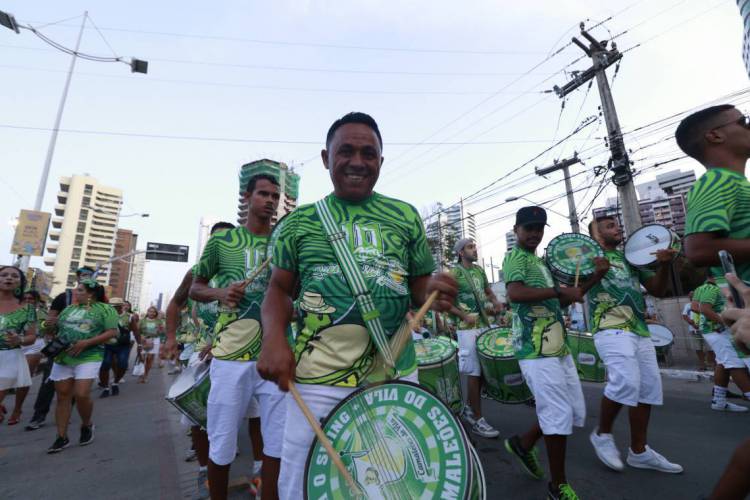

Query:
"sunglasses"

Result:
[[712, 114, 750, 131]]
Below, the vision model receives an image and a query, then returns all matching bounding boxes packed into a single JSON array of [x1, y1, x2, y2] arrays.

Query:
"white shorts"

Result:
[[704, 332, 750, 370], [518, 355, 585, 436], [49, 361, 102, 381], [595, 329, 663, 407], [22, 338, 45, 356], [457, 328, 482, 376], [246, 396, 260, 419], [278, 370, 419, 500], [207, 359, 286, 465], [0, 349, 32, 390], [143, 338, 160, 355]]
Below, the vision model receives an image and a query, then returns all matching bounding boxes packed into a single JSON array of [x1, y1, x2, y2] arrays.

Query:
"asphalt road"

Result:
[[0, 362, 746, 499]]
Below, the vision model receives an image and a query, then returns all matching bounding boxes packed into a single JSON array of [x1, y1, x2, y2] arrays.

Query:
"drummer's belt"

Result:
[[315, 199, 396, 372]]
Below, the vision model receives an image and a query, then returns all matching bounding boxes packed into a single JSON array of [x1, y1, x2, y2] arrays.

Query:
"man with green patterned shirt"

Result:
[[585, 215, 683, 475], [450, 237, 501, 438], [501, 206, 585, 500], [694, 276, 750, 412], [190, 177, 284, 500], [257, 112, 458, 500], [676, 105, 750, 282]]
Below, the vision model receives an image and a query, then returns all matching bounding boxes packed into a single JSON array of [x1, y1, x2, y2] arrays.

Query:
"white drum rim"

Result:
[[624, 224, 675, 267]]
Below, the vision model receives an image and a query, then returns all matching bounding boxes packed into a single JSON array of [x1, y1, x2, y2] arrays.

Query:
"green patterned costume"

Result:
[[686, 167, 750, 281], [0, 306, 34, 350], [195, 226, 270, 361], [56, 303, 118, 365], [272, 192, 435, 387], [502, 247, 568, 359], [693, 282, 725, 335], [587, 250, 654, 337], [450, 263, 491, 329]]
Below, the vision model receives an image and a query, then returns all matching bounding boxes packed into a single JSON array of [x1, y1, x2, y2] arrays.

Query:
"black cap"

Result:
[[515, 206, 548, 227]]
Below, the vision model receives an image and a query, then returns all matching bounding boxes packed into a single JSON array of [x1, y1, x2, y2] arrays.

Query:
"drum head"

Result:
[[304, 381, 474, 499], [545, 233, 604, 284], [415, 337, 455, 366], [476, 327, 514, 358], [167, 364, 207, 399], [624, 224, 676, 267], [648, 323, 674, 347]]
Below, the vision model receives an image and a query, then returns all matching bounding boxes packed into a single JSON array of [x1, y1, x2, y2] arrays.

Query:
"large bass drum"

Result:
[[545, 233, 604, 285], [415, 337, 462, 413], [165, 364, 210, 429], [624, 224, 680, 270], [476, 327, 532, 404], [304, 381, 485, 499]]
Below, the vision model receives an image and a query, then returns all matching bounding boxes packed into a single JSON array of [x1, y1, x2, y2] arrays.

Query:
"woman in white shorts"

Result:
[[46, 280, 118, 453], [0, 266, 36, 425], [138, 306, 164, 383]]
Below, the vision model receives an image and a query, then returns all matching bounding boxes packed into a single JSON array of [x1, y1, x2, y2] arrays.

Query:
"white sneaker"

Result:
[[460, 406, 477, 426], [472, 417, 500, 438], [626, 446, 683, 473], [711, 401, 749, 412], [589, 428, 624, 471]]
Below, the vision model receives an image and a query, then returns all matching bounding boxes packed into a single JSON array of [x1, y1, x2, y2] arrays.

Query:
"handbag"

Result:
[[41, 337, 71, 358], [132, 355, 145, 377], [116, 325, 131, 346]]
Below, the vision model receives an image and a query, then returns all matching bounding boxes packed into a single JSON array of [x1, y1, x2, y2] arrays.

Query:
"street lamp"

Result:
[[505, 196, 570, 219], [1, 10, 148, 270]]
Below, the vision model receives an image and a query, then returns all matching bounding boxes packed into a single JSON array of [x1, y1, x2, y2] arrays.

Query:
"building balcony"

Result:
[[51, 219, 63, 229], [56, 192, 68, 204], [49, 229, 61, 241], [54, 204, 66, 217]]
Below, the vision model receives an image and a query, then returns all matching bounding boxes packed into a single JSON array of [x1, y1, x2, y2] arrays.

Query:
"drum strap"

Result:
[[314, 199, 396, 371], [455, 265, 491, 327]]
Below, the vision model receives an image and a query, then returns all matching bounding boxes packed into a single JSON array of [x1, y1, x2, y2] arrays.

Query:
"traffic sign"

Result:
[[146, 242, 189, 262]]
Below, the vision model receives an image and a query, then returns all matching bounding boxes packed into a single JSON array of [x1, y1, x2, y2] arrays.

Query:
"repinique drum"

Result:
[[624, 224, 681, 269], [545, 233, 605, 285], [165, 364, 210, 428], [565, 332, 606, 382], [476, 327, 532, 404], [648, 323, 674, 355], [304, 381, 485, 499], [415, 337, 462, 413]]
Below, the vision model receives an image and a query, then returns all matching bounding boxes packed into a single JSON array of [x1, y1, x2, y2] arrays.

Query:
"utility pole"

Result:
[[553, 23, 642, 236], [535, 154, 582, 233]]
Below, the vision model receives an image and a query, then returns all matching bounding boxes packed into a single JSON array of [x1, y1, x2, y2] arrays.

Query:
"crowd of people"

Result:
[[3, 107, 750, 499]]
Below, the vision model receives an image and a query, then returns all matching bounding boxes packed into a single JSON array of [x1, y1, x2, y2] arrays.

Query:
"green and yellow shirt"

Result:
[[693, 282, 725, 335], [139, 317, 164, 339], [56, 302, 118, 365], [502, 247, 568, 360], [451, 264, 491, 329], [273, 192, 436, 387]]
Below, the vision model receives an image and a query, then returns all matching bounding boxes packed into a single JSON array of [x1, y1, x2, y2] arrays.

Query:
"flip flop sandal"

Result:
[[7, 414, 21, 426]]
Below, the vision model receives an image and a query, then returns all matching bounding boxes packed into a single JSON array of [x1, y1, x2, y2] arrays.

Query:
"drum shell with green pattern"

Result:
[[167, 368, 210, 428], [544, 233, 605, 285], [565, 332, 606, 382], [415, 338, 462, 413], [476, 328, 532, 404]]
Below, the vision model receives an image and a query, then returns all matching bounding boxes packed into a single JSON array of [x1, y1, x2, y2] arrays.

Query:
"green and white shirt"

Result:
[[686, 167, 750, 282], [587, 249, 654, 337], [195, 226, 270, 361], [273, 192, 436, 387], [502, 247, 568, 360], [451, 264, 491, 329], [56, 302, 118, 365], [139, 317, 164, 339], [0, 305, 34, 350], [693, 282, 725, 335]]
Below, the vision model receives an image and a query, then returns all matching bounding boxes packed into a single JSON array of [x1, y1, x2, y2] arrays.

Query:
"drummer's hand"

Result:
[[198, 345, 213, 361], [220, 283, 246, 308], [257, 335, 295, 392], [725, 273, 750, 309], [426, 272, 458, 313], [654, 248, 678, 265], [162, 338, 178, 360], [592, 257, 610, 276], [463, 314, 478, 327], [559, 287, 584, 304]]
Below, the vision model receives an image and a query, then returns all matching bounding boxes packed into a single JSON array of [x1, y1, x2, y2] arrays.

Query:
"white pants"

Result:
[[207, 359, 286, 465], [49, 361, 102, 381], [595, 329, 663, 407], [704, 332, 750, 370], [457, 328, 482, 376], [279, 371, 419, 500], [519, 355, 585, 436]]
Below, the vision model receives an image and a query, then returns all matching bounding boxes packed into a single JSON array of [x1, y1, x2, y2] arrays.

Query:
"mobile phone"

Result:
[[719, 250, 745, 308]]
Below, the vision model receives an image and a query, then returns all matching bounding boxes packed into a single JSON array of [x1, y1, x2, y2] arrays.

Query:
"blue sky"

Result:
[[1, 0, 748, 306]]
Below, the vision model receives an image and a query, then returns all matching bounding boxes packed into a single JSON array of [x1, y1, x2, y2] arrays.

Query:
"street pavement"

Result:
[[1, 361, 747, 499]]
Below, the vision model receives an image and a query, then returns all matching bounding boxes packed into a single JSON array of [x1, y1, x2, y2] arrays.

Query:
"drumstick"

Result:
[[409, 290, 440, 331], [227, 257, 272, 308], [288, 382, 359, 492], [573, 255, 582, 288]]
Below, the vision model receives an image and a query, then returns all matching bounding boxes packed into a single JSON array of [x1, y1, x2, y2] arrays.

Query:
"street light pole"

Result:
[[19, 13, 86, 271]]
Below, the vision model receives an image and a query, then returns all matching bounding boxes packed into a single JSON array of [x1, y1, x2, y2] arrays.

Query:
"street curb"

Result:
[[660, 368, 714, 381]]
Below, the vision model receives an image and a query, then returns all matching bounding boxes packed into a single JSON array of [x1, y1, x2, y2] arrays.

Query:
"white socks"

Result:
[[713, 385, 727, 406]]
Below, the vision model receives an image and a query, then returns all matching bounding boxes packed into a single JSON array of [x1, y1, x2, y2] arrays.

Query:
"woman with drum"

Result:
[[0, 266, 36, 425], [450, 238, 502, 438], [583, 215, 683, 474], [502, 207, 587, 500], [47, 279, 118, 453], [138, 306, 164, 383]]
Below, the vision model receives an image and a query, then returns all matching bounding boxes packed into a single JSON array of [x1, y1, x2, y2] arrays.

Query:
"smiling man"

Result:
[[258, 112, 458, 499]]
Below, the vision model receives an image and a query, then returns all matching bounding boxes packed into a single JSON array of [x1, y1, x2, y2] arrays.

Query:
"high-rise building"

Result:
[[126, 251, 145, 311], [423, 202, 477, 268], [45, 175, 123, 296], [506, 231, 517, 252], [237, 159, 300, 226], [444, 203, 477, 241], [109, 229, 138, 299], [196, 216, 220, 262], [739, 0, 750, 75]]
